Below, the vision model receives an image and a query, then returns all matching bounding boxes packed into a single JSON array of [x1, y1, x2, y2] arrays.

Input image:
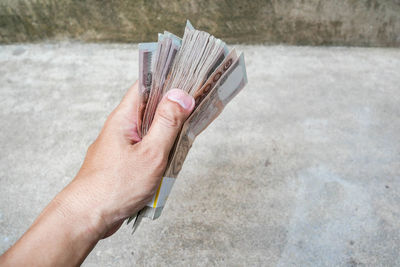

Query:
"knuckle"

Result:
[[105, 108, 122, 127], [150, 151, 167, 171], [105, 114, 116, 128], [157, 108, 182, 129], [106, 109, 117, 122], [86, 141, 96, 155], [141, 184, 159, 202], [139, 143, 167, 170]]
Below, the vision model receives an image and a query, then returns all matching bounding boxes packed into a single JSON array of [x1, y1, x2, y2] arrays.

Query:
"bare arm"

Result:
[[0, 82, 195, 266]]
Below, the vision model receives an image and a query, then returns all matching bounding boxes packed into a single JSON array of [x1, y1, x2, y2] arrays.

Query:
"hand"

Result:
[[0, 81, 195, 266], [61, 81, 195, 237]]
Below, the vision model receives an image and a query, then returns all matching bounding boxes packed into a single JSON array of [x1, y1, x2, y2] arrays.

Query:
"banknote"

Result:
[[137, 42, 157, 138], [141, 36, 181, 136], [129, 21, 248, 233], [166, 53, 247, 178], [193, 48, 238, 107]]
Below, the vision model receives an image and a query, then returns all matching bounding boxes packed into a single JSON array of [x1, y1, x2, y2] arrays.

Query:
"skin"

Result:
[[0, 81, 195, 266]]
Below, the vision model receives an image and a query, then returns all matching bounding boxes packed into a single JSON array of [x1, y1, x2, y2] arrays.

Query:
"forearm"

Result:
[[0, 83, 194, 265], [0, 179, 106, 266]]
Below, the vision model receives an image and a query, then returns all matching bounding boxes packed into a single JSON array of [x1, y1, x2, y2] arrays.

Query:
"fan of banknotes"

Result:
[[128, 21, 248, 233]]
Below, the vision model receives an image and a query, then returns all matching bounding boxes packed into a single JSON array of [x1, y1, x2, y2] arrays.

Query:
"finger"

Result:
[[142, 89, 195, 155], [116, 80, 139, 119], [104, 81, 141, 144]]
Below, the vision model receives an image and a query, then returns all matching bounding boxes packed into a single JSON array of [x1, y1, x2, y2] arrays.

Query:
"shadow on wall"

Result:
[[0, 0, 400, 46]]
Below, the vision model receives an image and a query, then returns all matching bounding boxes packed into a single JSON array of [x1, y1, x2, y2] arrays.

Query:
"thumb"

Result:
[[142, 89, 195, 155]]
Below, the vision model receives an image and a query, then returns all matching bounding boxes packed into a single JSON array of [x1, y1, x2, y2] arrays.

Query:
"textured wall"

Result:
[[1, 0, 400, 46]]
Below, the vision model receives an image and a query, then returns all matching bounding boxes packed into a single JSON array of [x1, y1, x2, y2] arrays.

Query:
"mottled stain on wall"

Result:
[[0, 0, 399, 46]]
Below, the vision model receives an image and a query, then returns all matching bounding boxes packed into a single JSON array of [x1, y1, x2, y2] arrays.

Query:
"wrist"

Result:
[[51, 179, 109, 241], [1, 181, 109, 266]]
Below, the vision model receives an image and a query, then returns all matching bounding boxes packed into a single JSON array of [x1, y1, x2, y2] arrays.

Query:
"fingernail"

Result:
[[166, 89, 195, 111]]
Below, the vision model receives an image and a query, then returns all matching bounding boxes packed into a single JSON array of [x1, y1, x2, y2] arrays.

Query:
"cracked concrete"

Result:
[[0, 43, 400, 266]]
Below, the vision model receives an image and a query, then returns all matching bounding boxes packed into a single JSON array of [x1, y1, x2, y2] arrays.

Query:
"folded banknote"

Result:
[[128, 20, 248, 233]]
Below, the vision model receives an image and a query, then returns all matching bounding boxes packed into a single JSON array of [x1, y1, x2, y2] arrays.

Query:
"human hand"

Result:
[[0, 82, 195, 266], [54, 81, 195, 238]]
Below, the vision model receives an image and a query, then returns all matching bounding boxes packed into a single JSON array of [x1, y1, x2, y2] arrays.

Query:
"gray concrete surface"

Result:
[[0, 43, 400, 266], [1, 0, 400, 47]]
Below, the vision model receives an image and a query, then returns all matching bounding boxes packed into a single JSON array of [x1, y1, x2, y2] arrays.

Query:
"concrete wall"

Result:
[[1, 0, 400, 46]]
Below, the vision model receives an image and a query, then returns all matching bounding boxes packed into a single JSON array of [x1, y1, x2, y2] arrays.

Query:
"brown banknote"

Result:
[[128, 53, 247, 230], [193, 48, 237, 108], [140, 33, 182, 137], [137, 42, 157, 138], [165, 53, 247, 178], [128, 21, 248, 233]]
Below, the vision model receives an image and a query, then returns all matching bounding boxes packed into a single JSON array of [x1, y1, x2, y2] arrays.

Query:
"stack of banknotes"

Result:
[[128, 21, 248, 233]]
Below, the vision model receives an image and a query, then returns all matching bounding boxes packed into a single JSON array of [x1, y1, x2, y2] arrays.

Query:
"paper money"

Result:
[[137, 42, 157, 138], [166, 53, 247, 177], [128, 21, 248, 233], [140, 35, 182, 136], [193, 48, 238, 107]]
